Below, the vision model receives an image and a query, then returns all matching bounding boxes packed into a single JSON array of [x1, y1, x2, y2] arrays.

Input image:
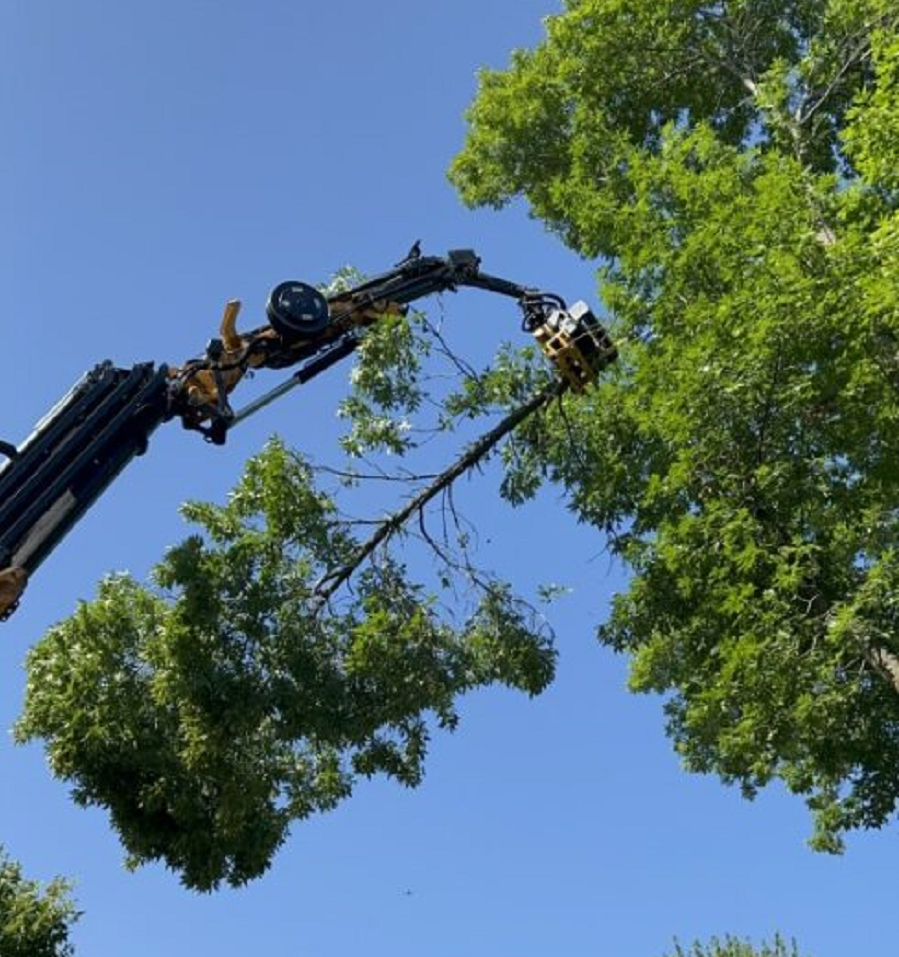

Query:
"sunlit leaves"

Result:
[[338, 310, 430, 457], [0, 848, 78, 957], [842, 3, 899, 191], [453, 0, 899, 850]]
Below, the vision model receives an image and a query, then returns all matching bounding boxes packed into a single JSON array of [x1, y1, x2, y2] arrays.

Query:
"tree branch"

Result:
[[311, 380, 565, 610], [853, 630, 899, 697], [798, 40, 872, 128], [311, 462, 441, 484]]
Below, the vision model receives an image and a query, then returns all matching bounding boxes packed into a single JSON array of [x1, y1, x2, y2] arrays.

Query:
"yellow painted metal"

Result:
[[0, 567, 28, 619], [170, 295, 407, 431], [219, 299, 243, 352], [534, 323, 607, 393]]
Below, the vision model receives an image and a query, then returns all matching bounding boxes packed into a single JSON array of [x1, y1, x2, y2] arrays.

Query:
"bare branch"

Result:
[[798, 38, 873, 127], [311, 462, 441, 484], [420, 312, 484, 385], [415, 507, 494, 594]]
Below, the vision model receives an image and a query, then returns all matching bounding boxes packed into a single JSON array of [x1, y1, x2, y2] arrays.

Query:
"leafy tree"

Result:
[[450, 0, 899, 851], [0, 846, 78, 957], [665, 938, 805, 957], [17, 426, 554, 889]]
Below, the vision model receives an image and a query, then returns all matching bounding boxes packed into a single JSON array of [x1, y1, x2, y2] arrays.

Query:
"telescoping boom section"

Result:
[[0, 247, 617, 620], [0, 363, 170, 619]]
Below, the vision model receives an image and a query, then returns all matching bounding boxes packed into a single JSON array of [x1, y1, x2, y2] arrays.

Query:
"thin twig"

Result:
[[421, 313, 484, 385], [311, 462, 441, 484]]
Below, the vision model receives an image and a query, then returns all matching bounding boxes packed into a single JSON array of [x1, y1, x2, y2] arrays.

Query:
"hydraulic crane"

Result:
[[0, 246, 616, 621]]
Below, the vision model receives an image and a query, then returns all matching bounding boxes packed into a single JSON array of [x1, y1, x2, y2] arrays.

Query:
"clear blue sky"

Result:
[[0, 3, 893, 955]]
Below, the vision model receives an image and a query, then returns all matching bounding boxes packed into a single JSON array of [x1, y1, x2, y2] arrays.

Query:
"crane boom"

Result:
[[0, 246, 616, 620]]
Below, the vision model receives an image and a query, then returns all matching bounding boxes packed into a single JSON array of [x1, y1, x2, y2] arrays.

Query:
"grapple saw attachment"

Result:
[[531, 300, 616, 393]]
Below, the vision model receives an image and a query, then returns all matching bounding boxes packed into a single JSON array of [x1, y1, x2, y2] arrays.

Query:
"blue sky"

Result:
[[0, 2, 895, 955]]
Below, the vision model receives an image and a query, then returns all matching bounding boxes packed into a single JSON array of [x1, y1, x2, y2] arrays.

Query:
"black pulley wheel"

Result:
[[266, 281, 331, 342]]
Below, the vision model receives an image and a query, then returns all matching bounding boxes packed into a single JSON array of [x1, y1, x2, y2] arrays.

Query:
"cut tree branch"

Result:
[[311, 379, 565, 610]]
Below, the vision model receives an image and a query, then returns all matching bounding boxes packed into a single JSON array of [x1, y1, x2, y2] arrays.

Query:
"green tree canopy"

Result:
[[665, 938, 806, 957], [451, 0, 899, 851], [16, 438, 554, 891], [0, 847, 77, 957]]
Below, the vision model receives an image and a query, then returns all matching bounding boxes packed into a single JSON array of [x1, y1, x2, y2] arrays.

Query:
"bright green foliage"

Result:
[[452, 0, 899, 850], [16, 440, 554, 891], [843, 7, 899, 190], [451, 0, 896, 249], [665, 938, 805, 957], [0, 847, 78, 957], [338, 308, 430, 457]]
